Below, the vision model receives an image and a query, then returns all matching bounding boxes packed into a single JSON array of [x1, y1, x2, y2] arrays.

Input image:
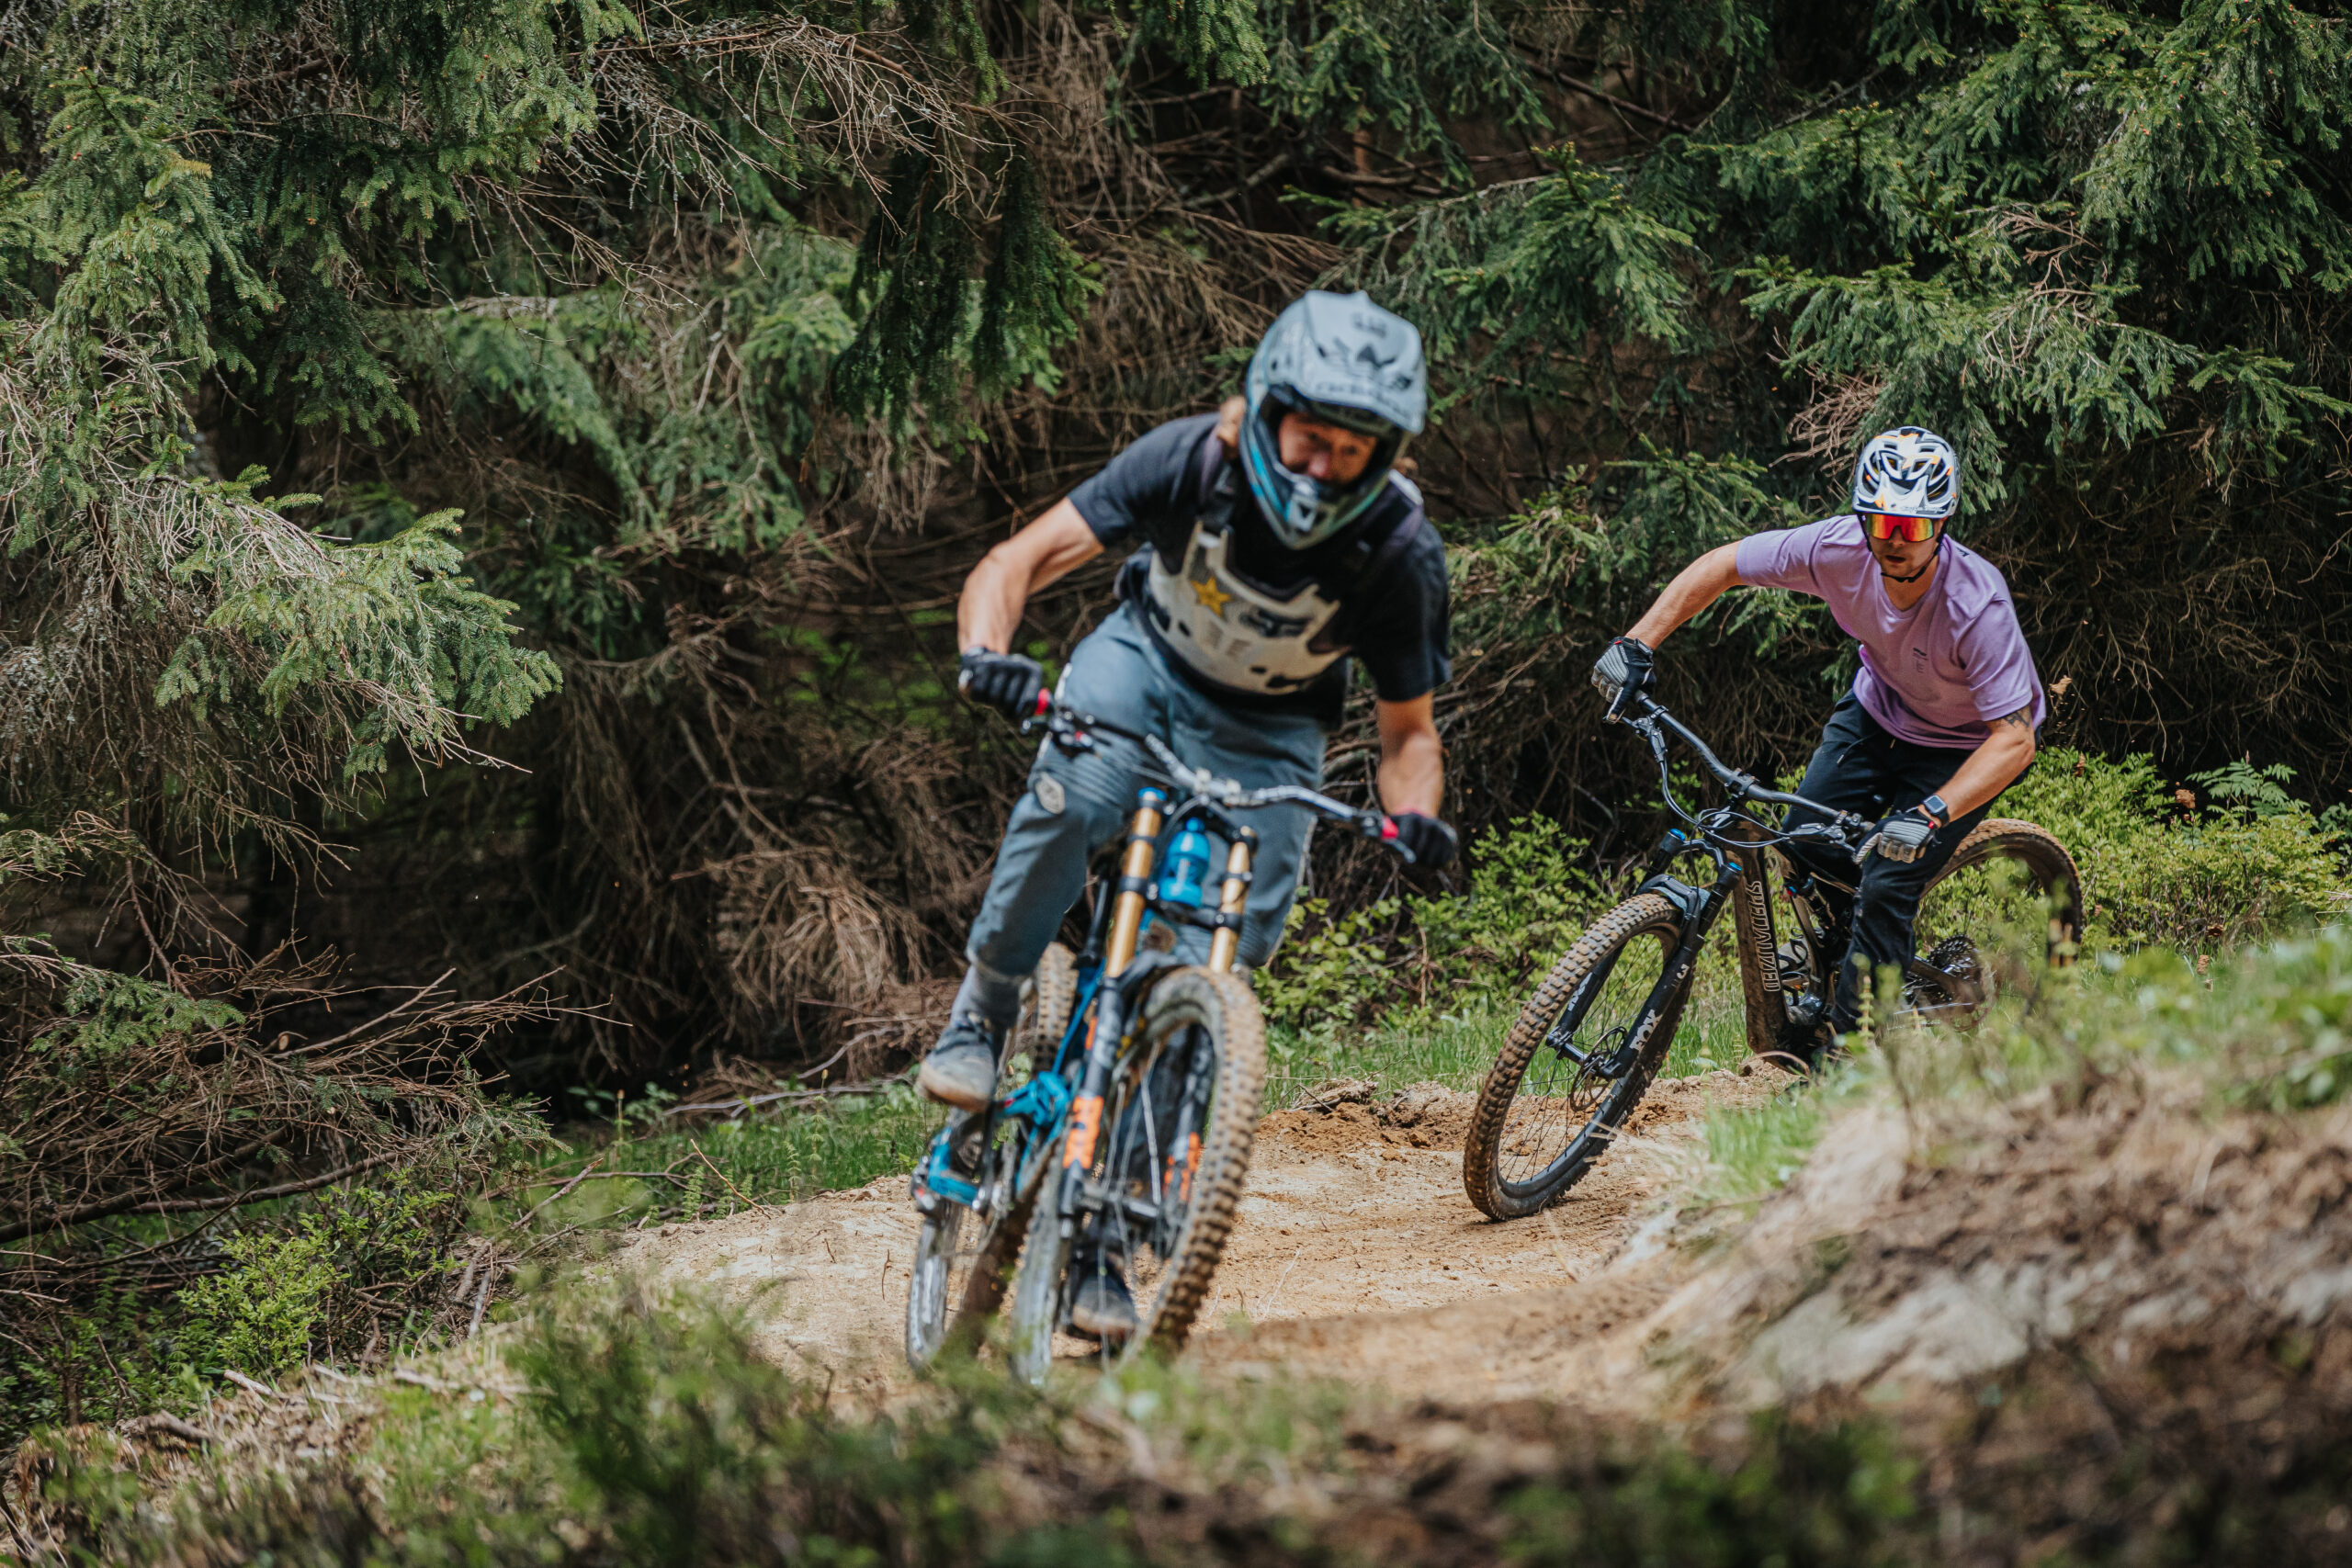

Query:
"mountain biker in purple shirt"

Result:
[[1591, 427, 2045, 1060]]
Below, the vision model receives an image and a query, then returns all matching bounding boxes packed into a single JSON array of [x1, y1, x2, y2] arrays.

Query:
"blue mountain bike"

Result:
[[904, 694, 1415, 1383]]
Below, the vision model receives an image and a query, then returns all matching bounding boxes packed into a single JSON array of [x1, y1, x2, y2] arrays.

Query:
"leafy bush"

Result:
[[85, 1292, 1072, 1568], [1264, 753, 2343, 1085], [1259, 817, 1607, 1057], [51, 1289, 1929, 1568], [2082, 927, 2352, 1114], [1996, 749, 2346, 954], [177, 1176, 460, 1379]]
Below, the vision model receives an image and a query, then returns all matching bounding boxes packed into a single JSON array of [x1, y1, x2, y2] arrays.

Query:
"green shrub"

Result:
[[2075, 926, 2352, 1113], [1259, 754, 2343, 1089], [179, 1175, 458, 1379], [106, 1291, 1097, 1568], [1259, 817, 1607, 1058], [177, 1230, 340, 1380], [1997, 749, 2346, 954]]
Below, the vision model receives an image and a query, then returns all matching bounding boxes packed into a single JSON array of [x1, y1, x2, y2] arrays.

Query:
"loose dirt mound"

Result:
[[1602, 1080, 2352, 1416], [611, 1067, 1786, 1390]]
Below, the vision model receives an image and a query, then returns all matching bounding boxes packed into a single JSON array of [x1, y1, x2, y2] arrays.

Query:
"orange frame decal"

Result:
[[1063, 1094, 1104, 1169]]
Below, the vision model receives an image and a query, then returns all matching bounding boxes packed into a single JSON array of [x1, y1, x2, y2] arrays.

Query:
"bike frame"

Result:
[[1612, 694, 1873, 1060], [917, 694, 1402, 1268]]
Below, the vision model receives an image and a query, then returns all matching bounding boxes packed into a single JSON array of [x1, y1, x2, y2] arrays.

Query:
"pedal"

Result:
[[912, 1122, 986, 1210]]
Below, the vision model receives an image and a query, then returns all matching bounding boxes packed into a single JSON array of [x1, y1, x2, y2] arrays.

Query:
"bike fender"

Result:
[[1111, 948, 1187, 1014], [1633, 873, 1710, 926]]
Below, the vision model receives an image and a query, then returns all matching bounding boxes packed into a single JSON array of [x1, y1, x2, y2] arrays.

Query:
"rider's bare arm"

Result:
[[1374, 694, 1444, 818], [1926, 706, 2038, 822], [957, 500, 1105, 652], [1624, 542, 1745, 648]]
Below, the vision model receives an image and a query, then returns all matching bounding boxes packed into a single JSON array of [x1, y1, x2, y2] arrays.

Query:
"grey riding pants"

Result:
[[964, 604, 1327, 979]]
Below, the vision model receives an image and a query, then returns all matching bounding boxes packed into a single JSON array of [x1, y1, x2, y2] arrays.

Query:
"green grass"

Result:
[[1264, 1004, 1512, 1108], [1266, 919, 1758, 1112], [494, 1084, 947, 1237]]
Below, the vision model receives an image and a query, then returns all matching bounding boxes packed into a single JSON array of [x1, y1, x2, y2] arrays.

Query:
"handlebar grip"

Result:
[[1368, 812, 1419, 866]]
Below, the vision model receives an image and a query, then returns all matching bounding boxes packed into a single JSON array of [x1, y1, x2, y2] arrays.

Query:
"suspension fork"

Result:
[[1057, 791, 1165, 1231], [1206, 828, 1256, 972], [1720, 818, 1786, 1059], [1584, 870, 1731, 1076]]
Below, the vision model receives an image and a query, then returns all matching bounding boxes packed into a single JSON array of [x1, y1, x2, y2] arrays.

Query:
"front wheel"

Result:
[[1001, 967, 1266, 1384], [1463, 893, 1691, 1221]]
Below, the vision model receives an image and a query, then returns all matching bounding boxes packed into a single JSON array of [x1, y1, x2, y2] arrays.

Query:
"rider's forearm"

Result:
[[1374, 696, 1444, 818], [1624, 543, 1744, 649], [1929, 710, 2037, 820], [956, 500, 1104, 651]]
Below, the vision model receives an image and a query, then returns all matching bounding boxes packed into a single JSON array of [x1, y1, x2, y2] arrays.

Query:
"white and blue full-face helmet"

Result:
[[1241, 290, 1428, 548], [1851, 426, 1961, 520]]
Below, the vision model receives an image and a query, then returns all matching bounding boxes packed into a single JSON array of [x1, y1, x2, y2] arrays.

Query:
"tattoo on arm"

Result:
[[1997, 705, 2033, 730]]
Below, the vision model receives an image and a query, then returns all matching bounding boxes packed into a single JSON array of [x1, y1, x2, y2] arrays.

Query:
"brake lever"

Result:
[[1364, 812, 1418, 866]]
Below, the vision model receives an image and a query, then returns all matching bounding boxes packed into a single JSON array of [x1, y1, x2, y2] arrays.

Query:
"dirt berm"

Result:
[[611, 1063, 2352, 1562]]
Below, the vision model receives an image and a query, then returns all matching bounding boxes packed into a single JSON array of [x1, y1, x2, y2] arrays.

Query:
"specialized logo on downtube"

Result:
[[1180, 1132, 1203, 1204], [1741, 873, 1781, 993], [1063, 1095, 1104, 1169]]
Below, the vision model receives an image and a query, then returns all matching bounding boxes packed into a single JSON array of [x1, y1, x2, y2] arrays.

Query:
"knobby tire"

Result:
[[1002, 965, 1264, 1385], [1463, 893, 1690, 1222]]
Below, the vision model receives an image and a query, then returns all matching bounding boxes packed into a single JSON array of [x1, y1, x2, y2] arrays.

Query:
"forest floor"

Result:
[[584, 1047, 2352, 1562], [605, 1066, 1789, 1404], [36, 989, 2352, 1565]]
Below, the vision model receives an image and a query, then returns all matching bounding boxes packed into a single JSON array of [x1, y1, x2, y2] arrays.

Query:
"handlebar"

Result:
[[1019, 691, 1419, 863], [1611, 691, 1876, 858]]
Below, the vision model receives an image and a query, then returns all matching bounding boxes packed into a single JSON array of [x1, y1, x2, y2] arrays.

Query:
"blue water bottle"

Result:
[[1158, 817, 1212, 907]]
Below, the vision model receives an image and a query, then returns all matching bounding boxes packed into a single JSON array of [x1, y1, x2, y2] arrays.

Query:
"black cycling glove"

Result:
[[1389, 812, 1459, 870], [957, 649, 1045, 718], [1591, 636, 1657, 722], [1871, 809, 1937, 864]]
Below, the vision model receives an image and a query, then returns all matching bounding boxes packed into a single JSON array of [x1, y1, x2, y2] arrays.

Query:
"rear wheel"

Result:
[[905, 1194, 976, 1368], [1905, 819, 2082, 1025], [1464, 894, 1691, 1221], [904, 942, 1077, 1371], [1023, 942, 1079, 1064]]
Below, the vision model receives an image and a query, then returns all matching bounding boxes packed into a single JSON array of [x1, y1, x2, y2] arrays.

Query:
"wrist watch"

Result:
[[1917, 795, 1951, 828]]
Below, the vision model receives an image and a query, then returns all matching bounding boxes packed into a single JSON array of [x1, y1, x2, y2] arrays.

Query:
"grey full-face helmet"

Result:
[[1240, 291, 1428, 548]]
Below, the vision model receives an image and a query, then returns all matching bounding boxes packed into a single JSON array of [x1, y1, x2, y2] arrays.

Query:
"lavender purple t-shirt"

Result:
[[1734, 517, 2045, 750]]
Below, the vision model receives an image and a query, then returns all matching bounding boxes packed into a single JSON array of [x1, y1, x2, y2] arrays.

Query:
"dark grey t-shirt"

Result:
[[1067, 412, 1451, 724]]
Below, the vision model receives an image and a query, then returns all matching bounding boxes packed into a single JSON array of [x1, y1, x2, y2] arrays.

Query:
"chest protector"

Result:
[[1136, 434, 1424, 696]]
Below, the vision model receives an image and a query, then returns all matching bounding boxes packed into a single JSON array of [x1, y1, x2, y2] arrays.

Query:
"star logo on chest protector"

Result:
[[1189, 571, 1233, 617]]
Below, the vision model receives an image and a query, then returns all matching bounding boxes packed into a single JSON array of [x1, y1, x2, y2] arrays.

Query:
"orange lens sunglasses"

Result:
[[1860, 512, 1940, 544]]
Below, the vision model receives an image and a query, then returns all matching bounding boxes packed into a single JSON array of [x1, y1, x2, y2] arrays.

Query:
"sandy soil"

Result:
[[608, 1066, 1790, 1400]]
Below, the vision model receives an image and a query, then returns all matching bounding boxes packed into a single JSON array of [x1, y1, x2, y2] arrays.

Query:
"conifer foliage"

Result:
[[2, 0, 2345, 1165]]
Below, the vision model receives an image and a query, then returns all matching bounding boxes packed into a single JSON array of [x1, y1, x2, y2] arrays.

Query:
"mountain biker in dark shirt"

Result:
[[1592, 427, 2044, 1058], [921, 291, 1459, 1339]]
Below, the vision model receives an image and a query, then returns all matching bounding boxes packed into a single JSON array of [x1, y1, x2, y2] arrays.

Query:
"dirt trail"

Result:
[[610, 1067, 1786, 1399]]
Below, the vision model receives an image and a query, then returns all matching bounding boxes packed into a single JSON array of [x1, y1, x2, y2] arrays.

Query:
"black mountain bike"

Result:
[[905, 693, 1415, 1382], [1462, 693, 2081, 1221]]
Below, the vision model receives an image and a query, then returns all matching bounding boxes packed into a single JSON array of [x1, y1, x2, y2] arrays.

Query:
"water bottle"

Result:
[[1158, 817, 1212, 907]]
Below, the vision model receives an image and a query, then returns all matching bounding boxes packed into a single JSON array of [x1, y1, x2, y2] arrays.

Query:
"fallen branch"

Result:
[[0, 1154, 393, 1244], [661, 1067, 915, 1120]]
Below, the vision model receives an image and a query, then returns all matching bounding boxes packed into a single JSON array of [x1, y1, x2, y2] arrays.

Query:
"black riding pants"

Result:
[[1781, 695, 1994, 1032]]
